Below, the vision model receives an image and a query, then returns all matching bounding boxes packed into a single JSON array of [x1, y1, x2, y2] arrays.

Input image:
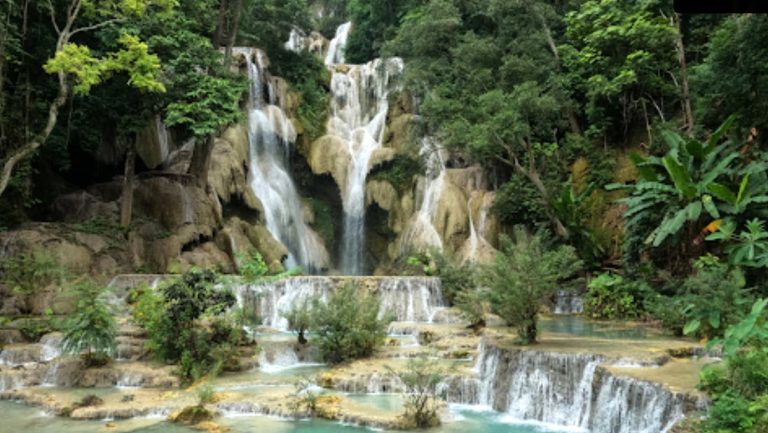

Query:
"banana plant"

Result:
[[707, 219, 768, 268], [608, 115, 762, 248]]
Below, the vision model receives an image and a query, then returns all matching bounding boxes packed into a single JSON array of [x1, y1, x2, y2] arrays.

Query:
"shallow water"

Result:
[[539, 316, 662, 340], [2, 399, 579, 433]]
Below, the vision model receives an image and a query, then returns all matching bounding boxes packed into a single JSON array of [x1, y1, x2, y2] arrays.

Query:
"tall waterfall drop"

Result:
[[243, 51, 328, 272], [324, 22, 404, 275]]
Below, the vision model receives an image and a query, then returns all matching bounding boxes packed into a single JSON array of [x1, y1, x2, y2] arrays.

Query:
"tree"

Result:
[[692, 15, 768, 137], [481, 227, 582, 344], [389, 355, 449, 429], [560, 0, 677, 140], [62, 280, 117, 366], [308, 283, 391, 364], [283, 300, 312, 344], [0, 0, 173, 198], [132, 268, 239, 381]]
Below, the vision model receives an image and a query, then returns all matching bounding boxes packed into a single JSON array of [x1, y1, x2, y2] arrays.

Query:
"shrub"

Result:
[[283, 300, 312, 344], [309, 283, 391, 364], [132, 269, 239, 382], [236, 249, 269, 283], [390, 355, 449, 429], [454, 287, 490, 330], [0, 249, 67, 296], [61, 280, 116, 366], [583, 273, 650, 320], [481, 227, 582, 344], [680, 256, 753, 339]]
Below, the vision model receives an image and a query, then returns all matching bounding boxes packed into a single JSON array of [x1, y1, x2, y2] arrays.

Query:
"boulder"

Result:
[[208, 135, 248, 204], [134, 177, 218, 230], [245, 225, 288, 273], [178, 242, 234, 273]]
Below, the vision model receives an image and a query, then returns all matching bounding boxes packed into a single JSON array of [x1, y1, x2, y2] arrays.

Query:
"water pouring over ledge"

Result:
[[239, 48, 329, 273], [323, 22, 405, 275]]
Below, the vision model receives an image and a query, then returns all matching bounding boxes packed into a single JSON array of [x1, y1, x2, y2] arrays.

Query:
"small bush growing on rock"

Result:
[[390, 355, 449, 429], [132, 268, 239, 382], [583, 273, 649, 320], [480, 227, 582, 344], [283, 300, 312, 344], [0, 249, 67, 296], [61, 280, 116, 366], [308, 283, 391, 364]]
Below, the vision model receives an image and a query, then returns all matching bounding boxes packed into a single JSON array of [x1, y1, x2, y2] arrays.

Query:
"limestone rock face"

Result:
[[434, 181, 470, 253], [134, 177, 217, 231], [209, 124, 249, 205], [247, 225, 289, 273], [134, 116, 171, 170], [368, 148, 396, 172], [51, 191, 119, 223], [366, 180, 399, 212], [178, 242, 234, 273], [308, 135, 350, 198]]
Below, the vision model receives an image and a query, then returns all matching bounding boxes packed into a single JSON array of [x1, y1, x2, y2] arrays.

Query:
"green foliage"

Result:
[[480, 227, 582, 344], [17, 319, 56, 342], [389, 355, 449, 429], [692, 15, 768, 135], [308, 283, 391, 364], [609, 116, 766, 270], [132, 268, 239, 382], [431, 252, 475, 307], [236, 249, 269, 283], [61, 281, 117, 365], [493, 176, 548, 228], [196, 382, 216, 405], [708, 219, 768, 268], [454, 286, 490, 330], [681, 256, 753, 340], [344, 0, 418, 63], [283, 300, 312, 344], [561, 0, 676, 139], [72, 217, 123, 237], [0, 250, 67, 296], [584, 273, 649, 320], [370, 155, 423, 192], [271, 50, 330, 142], [550, 180, 605, 266]]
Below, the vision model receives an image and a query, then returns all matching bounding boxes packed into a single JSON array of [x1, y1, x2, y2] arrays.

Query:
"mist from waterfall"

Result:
[[324, 23, 404, 275], [244, 52, 327, 273]]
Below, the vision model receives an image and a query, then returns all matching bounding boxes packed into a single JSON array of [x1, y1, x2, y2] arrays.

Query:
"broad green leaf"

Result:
[[701, 152, 740, 186], [687, 201, 702, 221], [708, 312, 721, 329], [702, 195, 720, 219], [629, 152, 659, 182], [663, 156, 695, 200], [683, 319, 701, 335], [708, 183, 738, 205], [736, 174, 751, 205], [707, 114, 737, 149]]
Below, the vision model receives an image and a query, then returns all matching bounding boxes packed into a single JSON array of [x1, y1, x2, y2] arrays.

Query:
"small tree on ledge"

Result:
[[481, 227, 582, 344], [62, 280, 117, 367]]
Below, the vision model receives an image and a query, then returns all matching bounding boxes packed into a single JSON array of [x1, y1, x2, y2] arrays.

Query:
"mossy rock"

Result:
[[315, 395, 342, 420], [171, 405, 214, 425]]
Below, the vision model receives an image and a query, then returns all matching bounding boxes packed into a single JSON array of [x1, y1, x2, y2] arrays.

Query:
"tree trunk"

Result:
[[0, 73, 69, 197], [512, 159, 570, 240], [674, 13, 694, 135], [213, 0, 229, 49], [120, 145, 136, 228], [188, 134, 216, 187], [223, 0, 243, 68], [298, 329, 307, 345]]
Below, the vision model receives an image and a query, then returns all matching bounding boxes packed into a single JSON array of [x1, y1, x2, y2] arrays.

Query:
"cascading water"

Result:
[[324, 23, 404, 274], [243, 51, 328, 272], [325, 21, 352, 66], [443, 342, 687, 433], [233, 276, 444, 330], [399, 137, 446, 255]]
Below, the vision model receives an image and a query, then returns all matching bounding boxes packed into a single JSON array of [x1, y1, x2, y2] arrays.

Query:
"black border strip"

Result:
[[675, 0, 768, 13]]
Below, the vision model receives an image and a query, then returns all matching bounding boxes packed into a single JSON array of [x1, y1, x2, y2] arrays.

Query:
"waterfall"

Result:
[[444, 343, 687, 433], [324, 26, 403, 274], [244, 52, 327, 273], [325, 21, 352, 66], [399, 137, 446, 255], [285, 28, 307, 53], [234, 276, 444, 330], [553, 291, 584, 315]]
